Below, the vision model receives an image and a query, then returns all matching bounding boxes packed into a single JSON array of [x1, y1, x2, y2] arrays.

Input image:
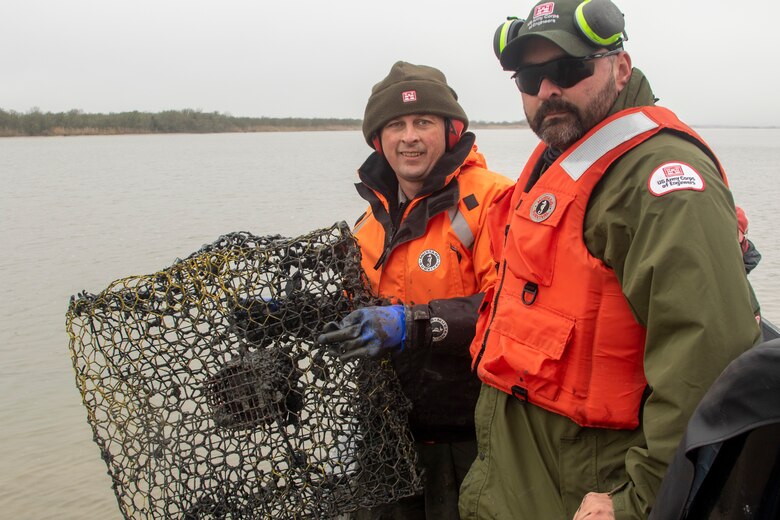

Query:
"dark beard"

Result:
[[527, 77, 618, 150]]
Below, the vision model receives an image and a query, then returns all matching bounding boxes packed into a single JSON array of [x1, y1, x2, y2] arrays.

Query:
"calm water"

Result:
[[1, 128, 778, 519]]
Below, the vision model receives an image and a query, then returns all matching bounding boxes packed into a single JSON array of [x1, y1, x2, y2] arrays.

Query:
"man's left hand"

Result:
[[572, 492, 614, 520]]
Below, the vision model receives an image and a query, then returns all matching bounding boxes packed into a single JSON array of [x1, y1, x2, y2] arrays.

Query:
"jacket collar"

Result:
[[608, 67, 657, 116]]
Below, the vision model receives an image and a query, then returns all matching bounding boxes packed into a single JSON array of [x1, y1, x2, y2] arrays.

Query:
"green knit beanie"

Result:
[[362, 61, 469, 148]]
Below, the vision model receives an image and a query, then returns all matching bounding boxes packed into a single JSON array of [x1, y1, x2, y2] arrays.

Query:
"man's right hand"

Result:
[[317, 305, 406, 361]]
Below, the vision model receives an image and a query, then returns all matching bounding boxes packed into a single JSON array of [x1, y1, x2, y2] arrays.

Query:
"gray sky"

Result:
[[3, 0, 778, 127]]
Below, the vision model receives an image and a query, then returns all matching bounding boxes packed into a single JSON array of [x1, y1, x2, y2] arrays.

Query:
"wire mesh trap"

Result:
[[66, 222, 422, 519]]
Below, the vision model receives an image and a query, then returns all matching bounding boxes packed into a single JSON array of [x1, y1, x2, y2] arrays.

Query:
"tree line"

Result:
[[0, 108, 526, 137], [0, 108, 364, 137]]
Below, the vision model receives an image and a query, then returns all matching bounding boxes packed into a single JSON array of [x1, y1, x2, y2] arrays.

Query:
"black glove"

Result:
[[743, 238, 762, 274]]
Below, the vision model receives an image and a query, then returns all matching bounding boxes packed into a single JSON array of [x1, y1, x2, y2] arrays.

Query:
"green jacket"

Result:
[[459, 69, 761, 519]]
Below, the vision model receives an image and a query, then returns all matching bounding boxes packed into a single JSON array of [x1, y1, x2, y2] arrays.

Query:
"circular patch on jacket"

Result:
[[530, 193, 556, 222], [430, 317, 448, 343], [648, 161, 706, 196], [418, 249, 441, 272]]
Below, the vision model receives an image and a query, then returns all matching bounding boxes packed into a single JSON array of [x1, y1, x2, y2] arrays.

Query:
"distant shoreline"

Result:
[[0, 124, 367, 137], [0, 123, 529, 138], [2, 108, 774, 138], [0, 108, 527, 137]]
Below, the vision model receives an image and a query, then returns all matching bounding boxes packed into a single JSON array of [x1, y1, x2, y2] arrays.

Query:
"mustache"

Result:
[[533, 99, 580, 127]]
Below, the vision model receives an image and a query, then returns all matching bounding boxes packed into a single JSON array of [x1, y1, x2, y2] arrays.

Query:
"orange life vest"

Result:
[[471, 106, 727, 429], [354, 146, 508, 304]]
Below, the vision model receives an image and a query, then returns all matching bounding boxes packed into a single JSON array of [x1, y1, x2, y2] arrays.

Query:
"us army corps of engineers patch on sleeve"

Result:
[[648, 161, 706, 196]]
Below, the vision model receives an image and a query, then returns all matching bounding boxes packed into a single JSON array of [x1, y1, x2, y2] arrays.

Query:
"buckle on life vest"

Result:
[[511, 385, 528, 402], [521, 282, 538, 305]]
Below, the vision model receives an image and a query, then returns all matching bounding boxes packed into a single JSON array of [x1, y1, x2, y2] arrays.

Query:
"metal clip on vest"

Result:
[[521, 282, 538, 305]]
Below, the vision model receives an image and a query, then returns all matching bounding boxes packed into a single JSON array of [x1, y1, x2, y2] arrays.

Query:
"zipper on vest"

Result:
[[373, 227, 393, 270], [449, 244, 462, 263], [473, 258, 508, 372], [374, 224, 394, 270], [374, 200, 408, 270], [474, 215, 516, 369], [373, 247, 390, 270]]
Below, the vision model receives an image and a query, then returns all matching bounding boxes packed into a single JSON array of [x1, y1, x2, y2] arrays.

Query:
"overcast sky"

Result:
[[3, 0, 778, 127]]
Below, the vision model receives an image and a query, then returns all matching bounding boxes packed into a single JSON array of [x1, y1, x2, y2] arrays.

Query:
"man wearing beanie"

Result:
[[458, 1, 761, 519], [318, 61, 511, 519]]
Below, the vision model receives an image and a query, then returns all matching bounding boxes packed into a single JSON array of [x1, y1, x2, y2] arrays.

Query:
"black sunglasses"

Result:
[[511, 49, 622, 95]]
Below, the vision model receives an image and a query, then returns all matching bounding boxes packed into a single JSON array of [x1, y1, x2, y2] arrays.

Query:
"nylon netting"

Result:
[[66, 222, 422, 519]]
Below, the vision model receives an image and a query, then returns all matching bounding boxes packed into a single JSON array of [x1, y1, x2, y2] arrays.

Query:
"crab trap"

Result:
[[66, 222, 422, 519]]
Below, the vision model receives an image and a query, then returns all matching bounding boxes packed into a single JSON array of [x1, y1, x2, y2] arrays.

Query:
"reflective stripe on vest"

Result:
[[353, 214, 369, 234], [448, 205, 474, 250], [561, 111, 659, 181]]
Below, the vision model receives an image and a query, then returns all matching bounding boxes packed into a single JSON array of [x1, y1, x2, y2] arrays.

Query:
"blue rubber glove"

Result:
[[317, 305, 406, 361]]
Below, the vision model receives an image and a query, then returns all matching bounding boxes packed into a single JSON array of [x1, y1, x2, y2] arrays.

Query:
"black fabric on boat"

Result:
[[650, 339, 780, 520], [762, 317, 780, 342]]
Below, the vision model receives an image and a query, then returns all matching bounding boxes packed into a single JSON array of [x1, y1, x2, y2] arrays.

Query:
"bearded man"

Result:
[[458, 1, 761, 519]]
